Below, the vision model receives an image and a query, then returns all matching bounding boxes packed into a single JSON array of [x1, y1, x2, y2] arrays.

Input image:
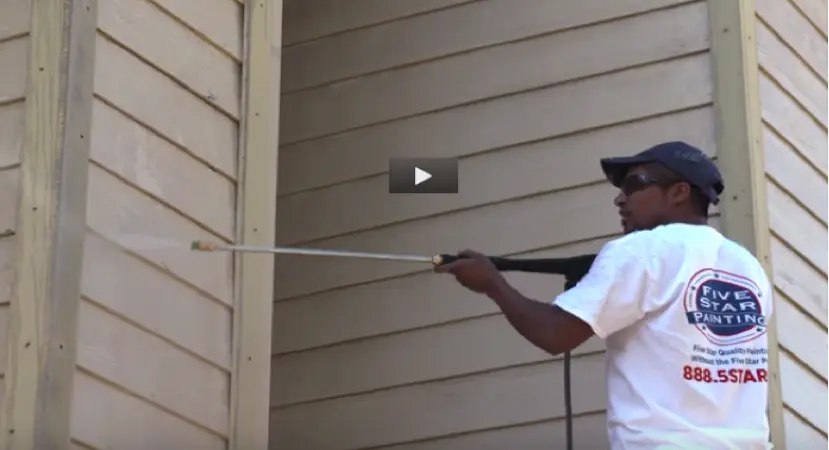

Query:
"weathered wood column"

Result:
[[0, 1, 97, 449]]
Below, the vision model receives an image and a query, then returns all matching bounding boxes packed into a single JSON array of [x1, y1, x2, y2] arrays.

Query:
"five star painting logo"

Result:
[[683, 268, 767, 346]]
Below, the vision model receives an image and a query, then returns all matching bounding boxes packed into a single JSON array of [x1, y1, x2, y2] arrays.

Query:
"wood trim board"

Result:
[[229, 0, 282, 449]]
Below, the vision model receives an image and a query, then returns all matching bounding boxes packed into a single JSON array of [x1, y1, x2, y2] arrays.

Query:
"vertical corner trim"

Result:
[[230, 0, 282, 449], [0, 0, 98, 449], [706, 0, 785, 448]]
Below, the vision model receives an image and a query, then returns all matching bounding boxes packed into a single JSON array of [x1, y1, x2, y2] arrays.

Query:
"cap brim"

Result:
[[600, 155, 654, 187]]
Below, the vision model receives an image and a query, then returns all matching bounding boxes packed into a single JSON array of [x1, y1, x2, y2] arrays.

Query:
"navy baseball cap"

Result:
[[600, 141, 724, 205]]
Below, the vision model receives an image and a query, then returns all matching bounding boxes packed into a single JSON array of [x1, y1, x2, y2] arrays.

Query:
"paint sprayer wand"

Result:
[[191, 239, 596, 450], [190, 240, 597, 278], [190, 240, 464, 267]]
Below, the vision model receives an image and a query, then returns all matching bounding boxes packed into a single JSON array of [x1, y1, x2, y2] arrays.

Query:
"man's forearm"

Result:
[[485, 279, 581, 356]]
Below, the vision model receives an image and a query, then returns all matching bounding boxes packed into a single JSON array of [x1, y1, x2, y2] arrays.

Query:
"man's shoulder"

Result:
[[611, 223, 721, 245], [603, 223, 750, 260], [604, 223, 765, 272], [603, 223, 695, 253]]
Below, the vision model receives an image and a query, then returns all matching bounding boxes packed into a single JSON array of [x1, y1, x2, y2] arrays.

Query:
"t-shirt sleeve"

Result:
[[553, 237, 653, 339]]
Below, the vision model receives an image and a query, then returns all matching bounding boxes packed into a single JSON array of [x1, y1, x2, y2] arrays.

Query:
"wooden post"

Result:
[[707, 0, 785, 448], [0, 0, 97, 449], [229, 0, 281, 449]]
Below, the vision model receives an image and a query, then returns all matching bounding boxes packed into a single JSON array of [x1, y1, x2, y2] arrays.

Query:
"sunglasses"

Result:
[[618, 173, 682, 196]]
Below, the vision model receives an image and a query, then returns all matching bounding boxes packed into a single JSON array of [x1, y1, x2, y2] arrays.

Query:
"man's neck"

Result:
[[638, 216, 707, 233], [667, 213, 708, 227]]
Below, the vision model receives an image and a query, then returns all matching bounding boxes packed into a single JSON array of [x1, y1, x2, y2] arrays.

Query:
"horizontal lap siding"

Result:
[[272, 1, 716, 449], [70, 0, 242, 448], [0, 0, 30, 412], [754, 0, 828, 447]]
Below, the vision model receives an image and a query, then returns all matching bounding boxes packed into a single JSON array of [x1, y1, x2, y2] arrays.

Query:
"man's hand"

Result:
[[434, 249, 506, 295], [435, 250, 593, 356]]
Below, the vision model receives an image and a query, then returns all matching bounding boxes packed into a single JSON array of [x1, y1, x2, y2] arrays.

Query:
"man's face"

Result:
[[613, 165, 675, 234]]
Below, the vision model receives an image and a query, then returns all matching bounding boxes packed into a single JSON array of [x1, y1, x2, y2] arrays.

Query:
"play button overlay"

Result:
[[389, 157, 458, 194], [414, 167, 432, 185]]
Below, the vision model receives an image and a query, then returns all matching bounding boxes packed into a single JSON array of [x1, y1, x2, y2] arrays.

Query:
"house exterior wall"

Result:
[[69, 0, 244, 447], [0, 1, 278, 448], [271, 1, 723, 448], [0, 0, 31, 415], [753, 0, 828, 446]]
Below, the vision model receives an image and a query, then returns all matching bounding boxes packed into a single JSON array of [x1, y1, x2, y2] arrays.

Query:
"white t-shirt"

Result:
[[554, 223, 773, 450]]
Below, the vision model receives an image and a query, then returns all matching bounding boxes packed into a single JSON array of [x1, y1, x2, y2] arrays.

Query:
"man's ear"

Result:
[[667, 181, 692, 206]]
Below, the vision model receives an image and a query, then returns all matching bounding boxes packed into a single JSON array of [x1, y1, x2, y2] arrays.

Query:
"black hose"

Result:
[[437, 253, 596, 450], [562, 276, 580, 450], [563, 349, 573, 450]]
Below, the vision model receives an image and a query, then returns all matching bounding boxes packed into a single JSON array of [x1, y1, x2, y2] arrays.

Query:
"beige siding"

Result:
[[755, 0, 828, 447], [0, 0, 30, 415], [69, 0, 242, 448], [272, 1, 717, 448]]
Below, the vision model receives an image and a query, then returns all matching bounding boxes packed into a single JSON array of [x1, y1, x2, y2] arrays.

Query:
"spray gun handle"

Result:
[[431, 254, 509, 267], [431, 254, 528, 268], [431, 253, 468, 266]]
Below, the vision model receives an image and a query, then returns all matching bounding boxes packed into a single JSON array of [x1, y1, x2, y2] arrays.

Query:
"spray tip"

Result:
[[191, 240, 217, 252]]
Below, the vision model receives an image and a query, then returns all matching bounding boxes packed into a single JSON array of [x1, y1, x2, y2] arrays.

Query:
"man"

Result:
[[436, 141, 773, 449]]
